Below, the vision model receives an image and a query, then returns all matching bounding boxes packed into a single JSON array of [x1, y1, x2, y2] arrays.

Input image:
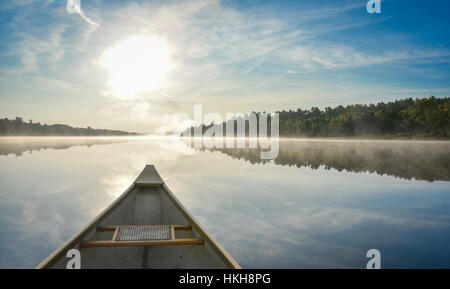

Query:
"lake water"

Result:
[[0, 137, 449, 268]]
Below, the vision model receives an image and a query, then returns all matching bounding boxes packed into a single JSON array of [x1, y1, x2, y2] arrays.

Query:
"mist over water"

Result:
[[0, 137, 449, 268], [0, 137, 127, 157], [187, 138, 450, 182]]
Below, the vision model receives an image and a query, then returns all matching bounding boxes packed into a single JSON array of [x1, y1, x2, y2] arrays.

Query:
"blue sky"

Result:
[[0, 0, 449, 132]]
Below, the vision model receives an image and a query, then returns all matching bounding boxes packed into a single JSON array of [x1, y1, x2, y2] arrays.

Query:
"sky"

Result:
[[0, 0, 449, 133]]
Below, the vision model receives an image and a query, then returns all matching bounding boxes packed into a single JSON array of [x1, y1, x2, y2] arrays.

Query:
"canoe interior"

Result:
[[38, 165, 239, 269]]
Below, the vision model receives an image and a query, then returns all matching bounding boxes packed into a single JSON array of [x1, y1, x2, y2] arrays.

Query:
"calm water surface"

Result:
[[0, 137, 449, 268]]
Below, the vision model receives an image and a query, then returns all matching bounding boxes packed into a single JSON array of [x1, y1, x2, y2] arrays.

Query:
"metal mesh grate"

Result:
[[116, 225, 171, 241]]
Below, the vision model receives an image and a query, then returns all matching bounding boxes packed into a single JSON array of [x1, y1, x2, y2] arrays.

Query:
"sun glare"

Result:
[[101, 36, 171, 98]]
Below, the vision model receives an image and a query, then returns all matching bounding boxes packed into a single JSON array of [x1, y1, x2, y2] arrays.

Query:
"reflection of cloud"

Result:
[[189, 191, 450, 268], [279, 206, 450, 233], [98, 137, 197, 198], [101, 175, 132, 199], [0, 181, 97, 268]]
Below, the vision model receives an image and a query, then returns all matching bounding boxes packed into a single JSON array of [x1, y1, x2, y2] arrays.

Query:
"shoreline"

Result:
[[0, 135, 449, 142]]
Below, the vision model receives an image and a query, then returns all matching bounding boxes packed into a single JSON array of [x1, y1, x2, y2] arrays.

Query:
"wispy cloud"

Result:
[[283, 44, 450, 69], [66, 0, 98, 26], [17, 26, 67, 73]]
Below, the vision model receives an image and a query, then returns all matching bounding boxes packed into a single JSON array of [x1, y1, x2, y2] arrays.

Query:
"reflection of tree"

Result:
[[0, 138, 127, 157], [189, 140, 450, 182]]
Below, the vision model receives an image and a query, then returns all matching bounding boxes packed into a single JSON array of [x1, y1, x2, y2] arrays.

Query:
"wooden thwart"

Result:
[[80, 225, 203, 248], [80, 239, 204, 247]]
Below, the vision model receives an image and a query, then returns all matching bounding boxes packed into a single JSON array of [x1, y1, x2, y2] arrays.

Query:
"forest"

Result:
[[277, 96, 449, 138], [185, 96, 449, 138], [0, 117, 137, 136]]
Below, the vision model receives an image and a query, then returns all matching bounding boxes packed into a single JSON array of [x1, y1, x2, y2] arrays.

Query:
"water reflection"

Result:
[[0, 137, 128, 157], [0, 137, 195, 268], [0, 137, 449, 268], [185, 139, 450, 182]]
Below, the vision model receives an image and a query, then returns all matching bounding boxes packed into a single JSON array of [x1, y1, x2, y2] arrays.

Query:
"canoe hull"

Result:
[[37, 165, 240, 269]]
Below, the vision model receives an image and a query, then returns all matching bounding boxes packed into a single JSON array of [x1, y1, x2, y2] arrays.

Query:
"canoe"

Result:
[[36, 165, 240, 269]]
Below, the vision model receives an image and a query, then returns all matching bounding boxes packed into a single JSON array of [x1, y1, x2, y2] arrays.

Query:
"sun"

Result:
[[101, 36, 171, 98]]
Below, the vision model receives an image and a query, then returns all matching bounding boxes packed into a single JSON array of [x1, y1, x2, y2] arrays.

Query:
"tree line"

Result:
[[185, 96, 449, 138], [278, 96, 449, 138], [0, 117, 137, 136]]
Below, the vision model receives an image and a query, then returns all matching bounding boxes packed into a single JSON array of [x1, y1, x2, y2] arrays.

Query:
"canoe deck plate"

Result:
[[116, 225, 171, 241]]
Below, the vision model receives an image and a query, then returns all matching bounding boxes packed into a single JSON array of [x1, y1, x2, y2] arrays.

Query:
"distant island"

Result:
[[0, 117, 137, 136], [184, 96, 449, 139]]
